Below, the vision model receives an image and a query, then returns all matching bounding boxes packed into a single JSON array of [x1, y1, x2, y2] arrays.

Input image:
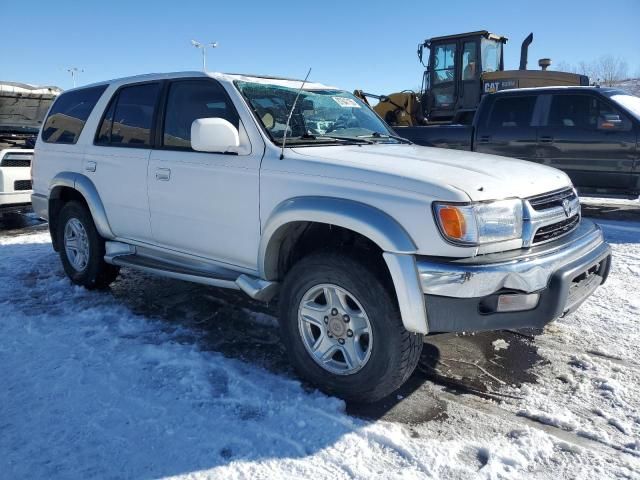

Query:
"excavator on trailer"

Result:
[[355, 31, 589, 126]]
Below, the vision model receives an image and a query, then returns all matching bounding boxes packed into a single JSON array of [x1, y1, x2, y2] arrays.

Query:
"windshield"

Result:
[[481, 38, 502, 73], [235, 81, 397, 145], [609, 93, 640, 119]]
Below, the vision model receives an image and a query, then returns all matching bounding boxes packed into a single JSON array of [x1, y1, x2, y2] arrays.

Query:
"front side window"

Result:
[[487, 96, 536, 128], [462, 42, 478, 80], [481, 38, 502, 73], [163, 80, 239, 149], [42, 85, 107, 144], [235, 81, 396, 146], [548, 94, 630, 131], [432, 43, 456, 84], [97, 83, 160, 147]]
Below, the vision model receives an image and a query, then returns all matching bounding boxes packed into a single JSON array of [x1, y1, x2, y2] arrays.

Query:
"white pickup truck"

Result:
[[0, 82, 61, 216], [32, 72, 611, 402]]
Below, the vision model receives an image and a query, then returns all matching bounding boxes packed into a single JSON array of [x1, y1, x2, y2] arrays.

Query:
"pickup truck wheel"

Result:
[[57, 201, 120, 290], [279, 252, 423, 403]]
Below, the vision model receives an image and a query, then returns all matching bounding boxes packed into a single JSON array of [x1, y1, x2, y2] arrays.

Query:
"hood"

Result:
[[292, 144, 571, 201]]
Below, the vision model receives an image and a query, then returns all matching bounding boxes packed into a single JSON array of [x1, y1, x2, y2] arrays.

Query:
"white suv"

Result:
[[32, 72, 611, 402]]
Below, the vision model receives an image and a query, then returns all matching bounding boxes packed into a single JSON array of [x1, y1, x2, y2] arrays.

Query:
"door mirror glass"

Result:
[[598, 113, 623, 130], [191, 118, 240, 153]]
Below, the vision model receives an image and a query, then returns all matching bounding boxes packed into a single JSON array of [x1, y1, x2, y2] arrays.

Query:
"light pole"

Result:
[[66, 67, 84, 88], [191, 40, 218, 71]]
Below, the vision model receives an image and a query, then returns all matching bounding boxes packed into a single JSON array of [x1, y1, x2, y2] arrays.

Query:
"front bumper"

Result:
[[0, 164, 32, 211], [416, 219, 611, 332], [0, 192, 32, 213]]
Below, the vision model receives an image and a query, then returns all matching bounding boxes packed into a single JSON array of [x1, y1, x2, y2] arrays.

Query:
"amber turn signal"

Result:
[[437, 206, 466, 240]]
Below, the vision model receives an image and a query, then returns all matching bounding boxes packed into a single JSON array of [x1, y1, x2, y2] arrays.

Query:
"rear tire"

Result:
[[279, 251, 423, 403], [57, 201, 120, 289]]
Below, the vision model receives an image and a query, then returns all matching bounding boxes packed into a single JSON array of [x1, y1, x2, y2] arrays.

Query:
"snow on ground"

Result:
[[499, 219, 640, 455], [1, 219, 639, 479]]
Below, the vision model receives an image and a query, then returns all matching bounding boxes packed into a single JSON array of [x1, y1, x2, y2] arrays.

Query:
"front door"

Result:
[[147, 78, 262, 270], [537, 93, 636, 194], [459, 40, 481, 113], [429, 42, 457, 119]]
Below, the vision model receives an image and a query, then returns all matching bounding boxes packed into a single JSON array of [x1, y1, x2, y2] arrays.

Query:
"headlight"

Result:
[[433, 199, 523, 245]]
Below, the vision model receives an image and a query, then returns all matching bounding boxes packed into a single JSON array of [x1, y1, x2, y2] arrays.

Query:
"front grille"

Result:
[[14, 180, 32, 191], [1, 153, 33, 167], [533, 214, 580, 243], [528, 187, 576, 211]]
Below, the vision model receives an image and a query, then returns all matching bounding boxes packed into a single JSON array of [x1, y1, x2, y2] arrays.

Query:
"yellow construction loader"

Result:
[[355, 31, 588, 125]]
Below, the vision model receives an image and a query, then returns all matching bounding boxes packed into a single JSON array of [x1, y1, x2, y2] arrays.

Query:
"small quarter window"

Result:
[[42, 85, 107, 144]]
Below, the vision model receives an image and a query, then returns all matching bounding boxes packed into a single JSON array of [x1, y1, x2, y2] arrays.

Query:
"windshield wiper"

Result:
[[316, 134, 374, 144], [287, 134, 374, 145], [361, 132, 412, 144]]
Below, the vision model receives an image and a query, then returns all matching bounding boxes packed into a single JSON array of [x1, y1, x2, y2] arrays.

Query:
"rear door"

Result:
[[474, 94, 539, 160], [537, 92, 636, 194], [86, 81, 161, 242]]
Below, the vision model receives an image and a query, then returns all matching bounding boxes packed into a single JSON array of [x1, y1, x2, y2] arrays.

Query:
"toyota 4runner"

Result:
[[32, 72, 611, 402]]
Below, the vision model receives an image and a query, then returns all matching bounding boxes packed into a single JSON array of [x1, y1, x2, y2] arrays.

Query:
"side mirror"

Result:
[[191, 118, 240, 153], [597, 113, 623, 130]]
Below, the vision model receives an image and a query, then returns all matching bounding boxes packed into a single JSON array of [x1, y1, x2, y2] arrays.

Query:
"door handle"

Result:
[[539, 136, 554, 144], [155, 168, 171, 181], [85, 161, 97, 173], [478, 135, 491, 143]]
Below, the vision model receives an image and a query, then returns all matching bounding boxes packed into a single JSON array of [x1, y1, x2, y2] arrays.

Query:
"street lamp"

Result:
[[191, 40, 218, 71], [66, 67, 84, 88]]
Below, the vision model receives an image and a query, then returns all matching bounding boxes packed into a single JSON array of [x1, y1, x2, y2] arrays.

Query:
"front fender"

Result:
[[259, 197, 428, 334], [49, 172, 115, 240], [259, 196, 417, 279]]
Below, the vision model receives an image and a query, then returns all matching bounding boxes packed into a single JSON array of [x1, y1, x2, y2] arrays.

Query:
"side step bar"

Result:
[[104, 241, 278, 302]]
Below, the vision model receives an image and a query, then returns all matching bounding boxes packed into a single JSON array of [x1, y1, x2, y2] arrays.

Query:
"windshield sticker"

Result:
[[332, 97, 361, 108]]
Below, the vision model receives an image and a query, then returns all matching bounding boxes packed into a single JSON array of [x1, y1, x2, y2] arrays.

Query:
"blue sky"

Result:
[[3, 0, 639, 94]]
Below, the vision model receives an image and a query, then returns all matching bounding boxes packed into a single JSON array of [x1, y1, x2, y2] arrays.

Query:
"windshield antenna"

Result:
[[280, 67, 312, 160]]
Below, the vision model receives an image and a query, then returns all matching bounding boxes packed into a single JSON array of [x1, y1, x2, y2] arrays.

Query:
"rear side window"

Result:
[[548, 94, 631, 131], [162, 80, 239, 149], [96, 82, 161, 147], [487, 96, 536, 128], [42, 85, 107, 144]]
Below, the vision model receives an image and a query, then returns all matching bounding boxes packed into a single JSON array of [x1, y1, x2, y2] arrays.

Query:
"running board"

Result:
[[104, 241, 278, 301]]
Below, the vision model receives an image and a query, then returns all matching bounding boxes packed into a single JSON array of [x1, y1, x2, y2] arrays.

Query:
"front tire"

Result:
[[279, 252, 423, 403], [57, 201, 120, 289]]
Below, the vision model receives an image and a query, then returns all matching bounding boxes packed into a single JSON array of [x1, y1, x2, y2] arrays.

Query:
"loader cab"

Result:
[[419, 31, 506, 123]]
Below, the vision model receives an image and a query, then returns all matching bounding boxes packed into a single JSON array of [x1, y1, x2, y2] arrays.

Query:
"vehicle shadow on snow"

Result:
[[109, 269, 544, 425], [2, 239, 546, 478], [0, 212, 46, 235]]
